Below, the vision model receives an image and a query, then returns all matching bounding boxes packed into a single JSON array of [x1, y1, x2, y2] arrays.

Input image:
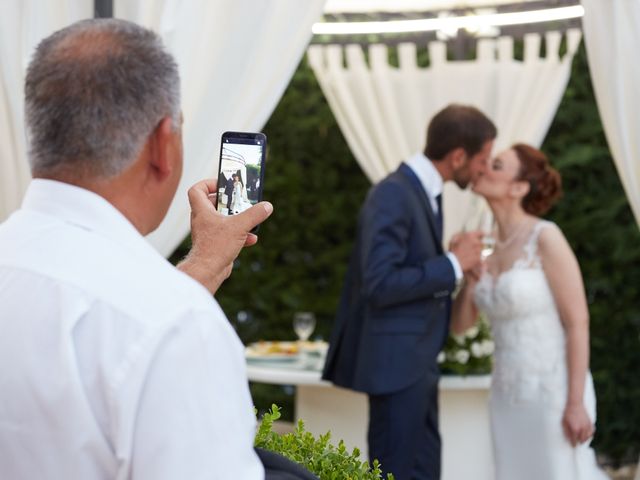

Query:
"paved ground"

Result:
[[604, 464, 637, 480]]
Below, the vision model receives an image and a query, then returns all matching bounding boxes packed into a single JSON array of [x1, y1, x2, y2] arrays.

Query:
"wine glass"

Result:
[[293, 312, 316, 342]]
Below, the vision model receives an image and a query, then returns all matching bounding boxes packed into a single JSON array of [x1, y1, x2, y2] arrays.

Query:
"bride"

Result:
[[230, 175, 250, 215], [451, 144, 608, 479]]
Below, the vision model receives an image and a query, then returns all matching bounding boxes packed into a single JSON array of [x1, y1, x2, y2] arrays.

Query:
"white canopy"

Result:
[[309, 30, 582, 243], [1, 0, 639, 257]]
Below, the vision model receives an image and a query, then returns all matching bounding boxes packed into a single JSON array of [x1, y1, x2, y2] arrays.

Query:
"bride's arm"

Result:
[[539, 224, 594, 446], [451, 272, 480, 335]]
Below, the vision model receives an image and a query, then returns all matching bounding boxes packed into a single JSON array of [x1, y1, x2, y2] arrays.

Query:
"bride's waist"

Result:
[[491, 359, 567, 394], [492, 337, 565, 356], [493, 347, 565, 373]]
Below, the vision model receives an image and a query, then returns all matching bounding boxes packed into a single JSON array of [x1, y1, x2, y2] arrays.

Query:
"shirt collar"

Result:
[[21, 179, 154, 255], [405, 152, 443, 199]]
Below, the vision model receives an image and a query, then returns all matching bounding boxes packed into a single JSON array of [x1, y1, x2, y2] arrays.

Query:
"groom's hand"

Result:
[[450, 231, 483, 271]]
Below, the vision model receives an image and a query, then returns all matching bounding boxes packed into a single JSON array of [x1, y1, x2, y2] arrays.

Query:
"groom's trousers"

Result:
[[368, 366, 441, 480]]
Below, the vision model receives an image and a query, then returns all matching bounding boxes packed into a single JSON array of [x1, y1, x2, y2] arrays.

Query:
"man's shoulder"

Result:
[[376, 167, 411, 189], [91, 245, 216, 320], [365, 169, 411, 205], [0, 210, 216, 320]]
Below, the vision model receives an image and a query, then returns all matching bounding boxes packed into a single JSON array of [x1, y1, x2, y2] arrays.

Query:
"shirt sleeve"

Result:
[[126, 309, 264, 480], [446, 252, 463, 282]]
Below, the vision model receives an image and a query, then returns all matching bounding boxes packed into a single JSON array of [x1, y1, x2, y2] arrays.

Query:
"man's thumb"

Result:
[[235, 202, 273, 231]]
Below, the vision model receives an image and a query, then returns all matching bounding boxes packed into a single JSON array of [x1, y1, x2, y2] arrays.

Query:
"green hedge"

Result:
[[172, 44, 640, 463]]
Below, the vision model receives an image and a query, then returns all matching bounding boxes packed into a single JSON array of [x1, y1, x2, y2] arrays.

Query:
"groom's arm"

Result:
[[360, 181, 457, 310]]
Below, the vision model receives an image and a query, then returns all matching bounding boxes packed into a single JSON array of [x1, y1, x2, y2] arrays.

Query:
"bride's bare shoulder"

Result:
[[537, 221, 572, 257]]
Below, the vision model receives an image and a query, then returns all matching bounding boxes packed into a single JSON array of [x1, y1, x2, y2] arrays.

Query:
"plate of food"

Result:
[[245, 341, 301, 363], [298, 340, 329, 356]]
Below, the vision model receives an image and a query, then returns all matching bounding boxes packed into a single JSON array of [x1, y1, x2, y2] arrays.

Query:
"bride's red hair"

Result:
[[512, 144, 562, 216]]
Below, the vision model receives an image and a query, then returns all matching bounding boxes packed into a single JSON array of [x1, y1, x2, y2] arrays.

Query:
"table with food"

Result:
[[244, 339, 493, 480]]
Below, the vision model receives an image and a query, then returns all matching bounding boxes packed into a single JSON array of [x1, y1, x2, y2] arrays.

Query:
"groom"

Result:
[[323, 104, 496, 479], [224, 174, 235, 212]]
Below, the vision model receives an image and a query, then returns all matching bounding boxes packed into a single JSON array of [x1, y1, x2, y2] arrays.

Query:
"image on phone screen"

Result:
[[216, 131, 266, 217]]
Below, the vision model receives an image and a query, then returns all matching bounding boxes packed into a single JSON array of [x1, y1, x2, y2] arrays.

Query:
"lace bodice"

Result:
[[474, 220, 568, 406]]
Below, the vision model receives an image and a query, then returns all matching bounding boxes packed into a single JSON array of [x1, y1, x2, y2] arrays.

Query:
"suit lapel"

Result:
[[397, 163, 443, 250]]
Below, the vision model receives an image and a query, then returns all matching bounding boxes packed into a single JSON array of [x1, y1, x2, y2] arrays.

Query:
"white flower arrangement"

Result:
[[438, 315, 493, 375]]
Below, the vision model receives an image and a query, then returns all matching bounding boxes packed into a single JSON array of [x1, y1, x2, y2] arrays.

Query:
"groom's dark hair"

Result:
[[424, 104, 496, 160]]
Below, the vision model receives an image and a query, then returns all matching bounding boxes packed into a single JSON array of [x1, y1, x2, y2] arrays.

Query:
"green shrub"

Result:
[[255, 405, 393, 480]]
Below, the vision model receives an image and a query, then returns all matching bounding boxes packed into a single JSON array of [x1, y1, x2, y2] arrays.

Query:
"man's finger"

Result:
[[190, 178, 218, 196], [233, 202, 274, 232], [244, 233, 258, 247], [188, 179, 219, 210], [449, 233, 462, 248]]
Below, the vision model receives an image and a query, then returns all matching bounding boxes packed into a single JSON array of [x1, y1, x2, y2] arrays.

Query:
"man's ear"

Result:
[[450, 147, 467, 170], [148, 117, 175, 179]]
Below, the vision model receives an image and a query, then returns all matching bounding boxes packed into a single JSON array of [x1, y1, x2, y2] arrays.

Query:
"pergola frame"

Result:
[[312, 0, 582, 59]]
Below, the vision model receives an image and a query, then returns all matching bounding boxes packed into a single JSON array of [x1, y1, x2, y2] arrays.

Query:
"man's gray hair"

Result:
[[25, 18, 180, 178]]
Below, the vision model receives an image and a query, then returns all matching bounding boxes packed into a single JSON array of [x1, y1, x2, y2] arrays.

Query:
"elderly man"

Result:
[[0, 19, 272, 479]]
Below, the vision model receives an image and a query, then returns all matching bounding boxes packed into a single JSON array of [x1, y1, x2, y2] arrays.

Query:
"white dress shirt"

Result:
[[0, 180, 264, 480], [405, 152, 463, 281]]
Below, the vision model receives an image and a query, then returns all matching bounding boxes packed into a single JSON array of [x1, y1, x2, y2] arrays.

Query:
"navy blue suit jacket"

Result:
[[323, 163, 456, 395]]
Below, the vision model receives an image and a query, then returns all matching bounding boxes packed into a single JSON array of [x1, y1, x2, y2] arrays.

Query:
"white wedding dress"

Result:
[[231, 183, 250, 214], [474, 220, 609, 480]]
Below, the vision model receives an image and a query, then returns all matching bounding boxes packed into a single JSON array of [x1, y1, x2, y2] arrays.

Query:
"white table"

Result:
[[247, 363, 494, 480]]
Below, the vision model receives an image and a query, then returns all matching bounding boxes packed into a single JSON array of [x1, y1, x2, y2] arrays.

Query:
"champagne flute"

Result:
[[461, 198, 495, 260], [478, 211, 496, 260], [293, 312, 316, 342]]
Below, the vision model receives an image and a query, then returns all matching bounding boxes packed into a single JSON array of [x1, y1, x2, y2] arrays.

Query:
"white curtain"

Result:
[[116, 0, 326, 257], [308, 30, 581, 243], [583, 6, 640, 480], [582, 0, 640, 229], [0, 0, 92, 222]]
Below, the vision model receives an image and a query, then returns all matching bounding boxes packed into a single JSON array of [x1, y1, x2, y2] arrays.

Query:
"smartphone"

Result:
[[215, 131, 267, 231]]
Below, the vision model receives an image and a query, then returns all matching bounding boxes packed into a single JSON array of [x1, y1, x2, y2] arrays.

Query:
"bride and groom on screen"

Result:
[[221, 172, 251, 215], [323, 104, 609, 480]]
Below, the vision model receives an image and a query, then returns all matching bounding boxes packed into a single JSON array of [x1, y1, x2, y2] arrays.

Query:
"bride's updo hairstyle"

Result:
[[512, 143, 562, 216]]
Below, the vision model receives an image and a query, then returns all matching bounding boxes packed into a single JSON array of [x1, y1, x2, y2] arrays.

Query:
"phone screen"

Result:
[[215, 131, 266, 219]]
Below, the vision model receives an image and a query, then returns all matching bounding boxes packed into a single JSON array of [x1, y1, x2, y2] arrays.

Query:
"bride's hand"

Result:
[[562, 403, 594, 446], [464, 264, 484, 288]]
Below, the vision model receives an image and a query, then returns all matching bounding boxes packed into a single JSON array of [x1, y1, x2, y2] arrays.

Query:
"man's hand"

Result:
[[449, 231, 483, 272], [177, 179, 273, 294]]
